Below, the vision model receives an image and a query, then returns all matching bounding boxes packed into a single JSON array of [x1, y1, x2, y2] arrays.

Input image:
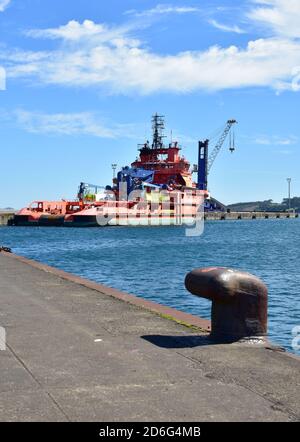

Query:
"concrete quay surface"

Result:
[[0, 252, 299, 422]]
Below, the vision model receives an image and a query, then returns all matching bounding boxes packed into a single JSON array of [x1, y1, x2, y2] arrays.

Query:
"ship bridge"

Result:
[[131, 114, 193, 188]]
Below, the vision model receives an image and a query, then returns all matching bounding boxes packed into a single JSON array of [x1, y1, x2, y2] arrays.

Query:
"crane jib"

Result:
[[197, 119, 237, 191], [207, 119, 237, 173]]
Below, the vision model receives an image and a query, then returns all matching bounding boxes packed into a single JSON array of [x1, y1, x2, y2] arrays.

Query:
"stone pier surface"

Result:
[[0, 253, 299, 422]]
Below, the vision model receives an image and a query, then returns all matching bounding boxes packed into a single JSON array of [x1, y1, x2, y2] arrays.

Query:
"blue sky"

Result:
[[0, 0, 299, 208]]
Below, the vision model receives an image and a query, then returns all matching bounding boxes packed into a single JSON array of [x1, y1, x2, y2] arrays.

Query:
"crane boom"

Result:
[[207, 119, 237, 173], [197, 119, 237, 191]]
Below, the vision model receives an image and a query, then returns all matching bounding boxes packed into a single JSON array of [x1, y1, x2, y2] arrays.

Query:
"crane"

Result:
[[197, 119, 237, 190], [207, 119, 237, 173]]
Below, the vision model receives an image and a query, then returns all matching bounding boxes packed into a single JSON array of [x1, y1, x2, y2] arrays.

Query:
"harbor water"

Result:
[[1, 219, 299, 353]]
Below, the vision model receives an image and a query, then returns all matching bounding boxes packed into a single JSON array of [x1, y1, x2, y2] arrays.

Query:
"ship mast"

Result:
[[152, 113, 166, 149]]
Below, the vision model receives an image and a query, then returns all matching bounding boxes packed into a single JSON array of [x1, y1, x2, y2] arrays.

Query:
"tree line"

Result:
[[227, 197, 300, 212]]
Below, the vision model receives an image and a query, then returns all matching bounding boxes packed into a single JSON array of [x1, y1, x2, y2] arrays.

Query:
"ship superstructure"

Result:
[[131, 114, 193, 188]]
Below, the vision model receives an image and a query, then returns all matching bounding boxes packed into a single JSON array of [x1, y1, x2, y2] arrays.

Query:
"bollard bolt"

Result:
[[185, 267, 268, 342]]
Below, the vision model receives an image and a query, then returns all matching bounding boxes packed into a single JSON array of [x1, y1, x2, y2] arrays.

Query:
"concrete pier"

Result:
[[0, 252, 299, 422], [204, 211, 299, 221]]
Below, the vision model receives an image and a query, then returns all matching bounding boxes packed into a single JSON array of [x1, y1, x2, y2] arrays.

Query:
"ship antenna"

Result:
[[152, 113, 166, 149]]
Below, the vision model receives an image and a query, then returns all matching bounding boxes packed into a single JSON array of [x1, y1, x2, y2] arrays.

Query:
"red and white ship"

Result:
[[12, 114, 213, 227]]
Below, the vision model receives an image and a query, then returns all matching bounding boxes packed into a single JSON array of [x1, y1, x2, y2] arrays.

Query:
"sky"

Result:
[[0, 0, 299, 208]]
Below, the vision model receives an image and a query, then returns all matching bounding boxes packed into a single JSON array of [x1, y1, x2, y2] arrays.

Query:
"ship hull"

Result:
[[12, 213, 200, 228], [13, 215, 65, 227]]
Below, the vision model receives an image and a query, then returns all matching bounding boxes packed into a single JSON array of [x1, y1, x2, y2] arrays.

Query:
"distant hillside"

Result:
[[227, 198, 300, 212]]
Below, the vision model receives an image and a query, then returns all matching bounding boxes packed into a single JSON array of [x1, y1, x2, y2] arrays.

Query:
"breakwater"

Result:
[[205, 211, 298, 220]]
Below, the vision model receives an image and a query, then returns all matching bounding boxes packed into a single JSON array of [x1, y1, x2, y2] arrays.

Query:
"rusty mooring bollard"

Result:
[[185, 267, 268, 342]]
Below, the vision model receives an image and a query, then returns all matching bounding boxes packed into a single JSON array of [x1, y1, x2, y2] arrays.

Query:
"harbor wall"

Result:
[[204, 211, 299, 221]]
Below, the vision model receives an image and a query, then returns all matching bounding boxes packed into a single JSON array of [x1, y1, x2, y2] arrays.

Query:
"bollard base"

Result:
[[209, 332, 268, 345]]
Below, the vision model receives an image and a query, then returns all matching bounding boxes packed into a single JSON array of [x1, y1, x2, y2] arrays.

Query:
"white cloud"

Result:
[[248, 0, 300, 38], [25, 19, 140, 47], [0, 0, 11, 12], [255, 135, 298, 145], [2, 18, 300, 94], [26, 20, 108, 41], [276, 149, 293, 155], [0, 66, 6, 89], [126, 4, 200, 17], [209, 19, 246, 34], [255, 136, 272, 145], [12, 109, 138, 138]]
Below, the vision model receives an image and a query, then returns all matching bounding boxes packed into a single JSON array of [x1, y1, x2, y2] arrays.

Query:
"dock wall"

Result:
[[205, 211, 299, 221]]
